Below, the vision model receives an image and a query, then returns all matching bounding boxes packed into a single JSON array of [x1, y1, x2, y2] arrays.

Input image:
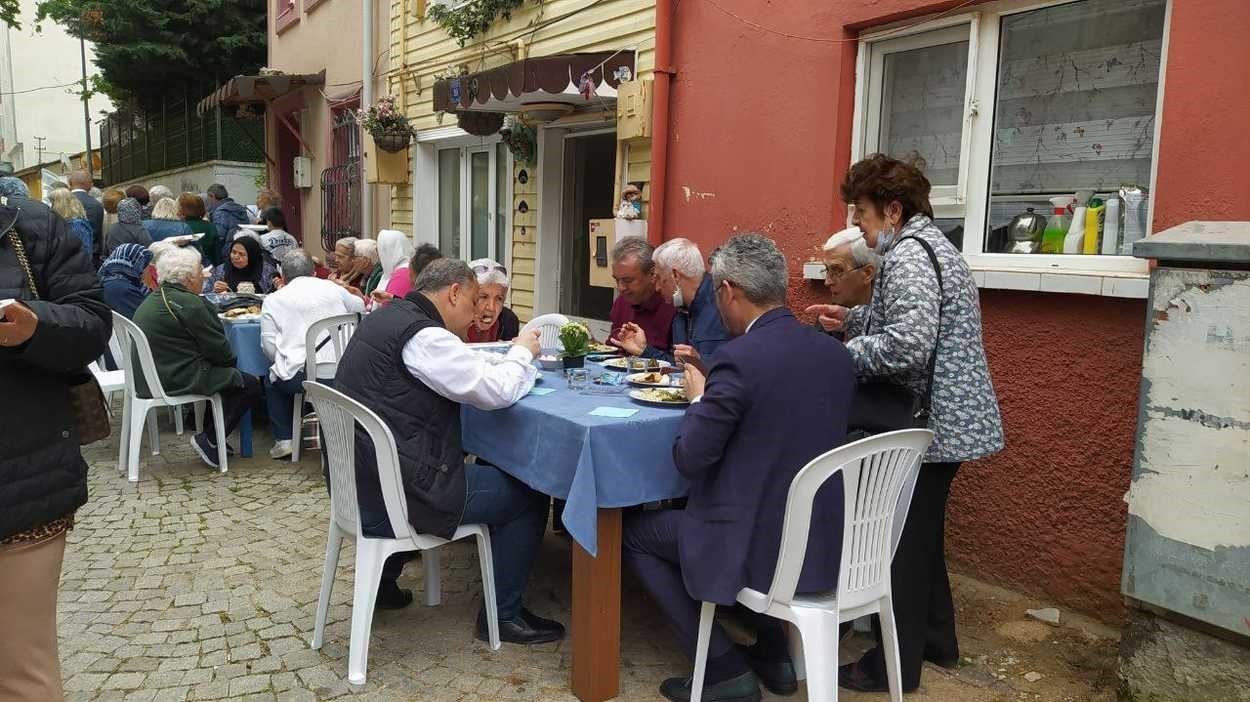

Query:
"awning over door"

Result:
[[432, 51, 635, 113], [197, 71, 326, 115]]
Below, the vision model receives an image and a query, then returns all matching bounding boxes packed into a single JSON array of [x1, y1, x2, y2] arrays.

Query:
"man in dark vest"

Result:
[[333, 258, 564, 645]]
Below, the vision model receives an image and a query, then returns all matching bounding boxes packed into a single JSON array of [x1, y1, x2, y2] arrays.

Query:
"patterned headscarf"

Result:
[[98, 243, 154, 283], [117, 197, 143, 225], [0, 176, 30, 199]]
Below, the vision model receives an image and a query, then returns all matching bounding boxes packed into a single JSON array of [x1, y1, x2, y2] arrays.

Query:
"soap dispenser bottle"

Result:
[[1041, 196, 1073, 254]]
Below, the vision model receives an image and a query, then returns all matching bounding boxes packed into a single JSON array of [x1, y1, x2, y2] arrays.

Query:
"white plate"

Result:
[[625, 371, 672, 387], [628, 388, 690, 407], [601, 357, 672, 371]]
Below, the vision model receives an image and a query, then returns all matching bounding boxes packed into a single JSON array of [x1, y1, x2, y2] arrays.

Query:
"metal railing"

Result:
[[99, 96, 265, 186], [321, 108, 362, 251]]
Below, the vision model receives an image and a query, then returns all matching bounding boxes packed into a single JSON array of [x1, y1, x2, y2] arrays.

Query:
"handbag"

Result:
[[847, 236, 944, 438], [6, 225, 112, 445]]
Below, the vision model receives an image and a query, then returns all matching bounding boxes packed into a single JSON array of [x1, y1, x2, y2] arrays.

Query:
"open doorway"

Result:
[[559, 132, 616, 321], [273, 108, 305, 244]]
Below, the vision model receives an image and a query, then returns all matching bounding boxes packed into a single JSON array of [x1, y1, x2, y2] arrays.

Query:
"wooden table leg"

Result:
[[571, 507, 622, 702]]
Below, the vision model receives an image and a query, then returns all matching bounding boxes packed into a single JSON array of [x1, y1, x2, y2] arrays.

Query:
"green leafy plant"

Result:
[[558, 322, 592, 358], [427, 0, 527, 47], [500, 115, 536, 164], [357, 95, 415, 139]]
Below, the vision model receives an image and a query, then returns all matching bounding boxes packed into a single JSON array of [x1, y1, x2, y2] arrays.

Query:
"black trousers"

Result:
[[199, 372, 263, 442], [857, 461, 961, 690]]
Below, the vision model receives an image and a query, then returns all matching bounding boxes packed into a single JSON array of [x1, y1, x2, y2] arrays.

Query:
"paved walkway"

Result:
[[59, 417, 1117, 701]]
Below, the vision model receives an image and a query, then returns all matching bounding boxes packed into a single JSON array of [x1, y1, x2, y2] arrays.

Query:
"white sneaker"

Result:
[[269, 440, 293, 460]]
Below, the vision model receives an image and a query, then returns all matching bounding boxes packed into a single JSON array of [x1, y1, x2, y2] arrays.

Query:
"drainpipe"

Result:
[[361, 0, 375, 240], [648, 0, 674, 247]]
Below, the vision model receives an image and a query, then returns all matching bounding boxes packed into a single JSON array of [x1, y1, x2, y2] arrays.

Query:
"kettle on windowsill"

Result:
[[1005, 207, 1047, 254]]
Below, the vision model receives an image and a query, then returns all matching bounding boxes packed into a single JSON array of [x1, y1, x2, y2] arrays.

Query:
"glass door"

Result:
[[437, 142, 511, 265]]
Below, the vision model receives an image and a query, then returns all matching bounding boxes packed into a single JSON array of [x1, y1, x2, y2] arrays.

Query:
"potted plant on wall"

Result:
[[359, 95, 415, 153], [559, 322, 592, 369]]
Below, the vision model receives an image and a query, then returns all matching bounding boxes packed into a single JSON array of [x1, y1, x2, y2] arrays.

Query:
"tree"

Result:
[[0, 0, 19, 29], [34, 0, 266, 109]]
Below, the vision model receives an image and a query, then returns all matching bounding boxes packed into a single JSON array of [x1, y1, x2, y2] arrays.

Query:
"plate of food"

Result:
[[626, 371, 672, 387], [629, 387, 690, 406], [600, 357, 671, 371], [218, 305, 262, 323], [588, 342, 618, 354], [166, 233, 205, 246]]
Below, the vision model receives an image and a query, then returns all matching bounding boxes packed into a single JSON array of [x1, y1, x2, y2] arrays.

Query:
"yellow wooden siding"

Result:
[[388, 0, 657, 321], [509, 158, 538, 321]]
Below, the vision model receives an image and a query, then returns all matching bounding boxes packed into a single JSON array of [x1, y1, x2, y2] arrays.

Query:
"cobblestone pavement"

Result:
[[59, 415, 1117, 701]]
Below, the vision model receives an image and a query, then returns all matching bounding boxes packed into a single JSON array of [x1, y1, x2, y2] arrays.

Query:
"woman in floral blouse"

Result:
[[811, 154, 1004, 695]]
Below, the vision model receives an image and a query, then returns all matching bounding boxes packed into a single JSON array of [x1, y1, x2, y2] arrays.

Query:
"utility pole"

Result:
[[79, 33, 93, 180], [34, 135, 46, 165]]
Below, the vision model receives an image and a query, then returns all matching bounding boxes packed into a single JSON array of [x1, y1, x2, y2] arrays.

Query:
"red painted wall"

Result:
[[949, 291, 1144, 614], [1150, 2, 1250, 232], [664, 0, 1247, 617]]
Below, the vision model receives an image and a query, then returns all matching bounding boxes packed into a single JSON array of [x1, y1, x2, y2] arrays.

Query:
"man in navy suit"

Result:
[[623, 234, 856, 702]]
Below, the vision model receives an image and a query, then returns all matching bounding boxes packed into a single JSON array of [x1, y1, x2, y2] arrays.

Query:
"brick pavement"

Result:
[[58, 416, 1096, 701]]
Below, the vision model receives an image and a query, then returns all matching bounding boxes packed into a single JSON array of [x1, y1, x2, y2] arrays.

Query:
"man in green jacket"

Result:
[[133, 244, 262, 468]]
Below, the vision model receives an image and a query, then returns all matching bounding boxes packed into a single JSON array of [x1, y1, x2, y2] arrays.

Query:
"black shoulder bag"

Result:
[[5, 217, 112, 445], [847, 236, 944, 438]]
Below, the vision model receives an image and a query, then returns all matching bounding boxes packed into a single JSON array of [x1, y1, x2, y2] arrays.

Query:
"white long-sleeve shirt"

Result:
[[401, 327, 536, 410], [260, 276, 366, 381]]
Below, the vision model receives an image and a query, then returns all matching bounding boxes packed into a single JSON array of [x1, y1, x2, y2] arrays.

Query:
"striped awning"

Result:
[[433, 52, 635, 113], [197, 71, 326, 115]]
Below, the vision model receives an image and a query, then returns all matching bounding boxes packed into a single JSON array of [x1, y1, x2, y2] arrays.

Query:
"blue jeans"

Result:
[[265, 371, 307, 441], [361, 461, 548, 620]]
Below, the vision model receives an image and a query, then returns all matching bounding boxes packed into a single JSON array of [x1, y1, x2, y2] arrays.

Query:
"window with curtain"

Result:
[[857, 0, 1167, 267]]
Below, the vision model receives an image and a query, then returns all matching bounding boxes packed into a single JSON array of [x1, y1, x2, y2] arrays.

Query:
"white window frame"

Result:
[[853, 0, 1171, 293]]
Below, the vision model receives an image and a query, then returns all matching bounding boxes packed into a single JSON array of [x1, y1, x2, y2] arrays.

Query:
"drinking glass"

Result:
[[566, 368, 590, 390]]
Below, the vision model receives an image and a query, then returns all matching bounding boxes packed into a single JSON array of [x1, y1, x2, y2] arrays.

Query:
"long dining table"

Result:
[[462, 359, 689, 702]]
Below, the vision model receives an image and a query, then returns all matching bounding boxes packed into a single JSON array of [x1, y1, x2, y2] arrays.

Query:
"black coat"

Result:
[[0, 198, 111, 540]]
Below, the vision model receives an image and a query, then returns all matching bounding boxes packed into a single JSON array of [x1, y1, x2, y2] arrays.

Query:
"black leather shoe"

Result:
[[659, 672, 762, 702], [838, 661, 889, 692], [475, 606, 565, 645], [375, 580, 413, 610], [740, 645, 797, 695]]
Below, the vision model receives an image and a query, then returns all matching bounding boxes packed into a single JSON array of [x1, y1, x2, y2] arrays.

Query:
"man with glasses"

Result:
[[805, 227, 879, 330]]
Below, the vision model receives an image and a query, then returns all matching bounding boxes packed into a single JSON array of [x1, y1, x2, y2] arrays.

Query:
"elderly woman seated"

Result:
[[819, 226, 879, 310], [143, 197, 193, 242], [345, 238, 379, 294], [467, 258, 519, 343], [207, 235, 277, 294], [132, 244, 263, 469], [98, 243, 154, 319], [327, 236, 358, 282]]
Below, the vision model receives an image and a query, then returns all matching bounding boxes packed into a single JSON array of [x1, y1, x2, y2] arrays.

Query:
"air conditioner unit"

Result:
[[292, 156, 312, 189]]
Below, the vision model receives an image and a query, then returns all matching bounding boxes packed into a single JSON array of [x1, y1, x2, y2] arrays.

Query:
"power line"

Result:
[[0, 80, 82, 97]]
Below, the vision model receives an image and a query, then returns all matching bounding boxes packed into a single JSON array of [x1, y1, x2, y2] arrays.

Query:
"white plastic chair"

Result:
[[112, 312, 229, 481], [689, 429, 934, 702], [519, 312, 570, 351], [289, 312, 360, 462], [304, 381, 500, 685], [89, 360, 125, 412]]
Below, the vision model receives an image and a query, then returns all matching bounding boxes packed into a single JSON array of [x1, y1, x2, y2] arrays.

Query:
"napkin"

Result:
[[589, 406, 638, 418], [528, 387, 557, 396]]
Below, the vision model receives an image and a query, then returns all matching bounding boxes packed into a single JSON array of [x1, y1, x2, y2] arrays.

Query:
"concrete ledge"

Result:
[[1133, 221, 1250, 264], [1118, 609, 1250, 701]]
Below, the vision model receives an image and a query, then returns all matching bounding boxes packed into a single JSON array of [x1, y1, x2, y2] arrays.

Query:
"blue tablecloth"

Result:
[[223, 321, 267, 456], [462, 363, 690, 556], [223, 321, 268, 376]]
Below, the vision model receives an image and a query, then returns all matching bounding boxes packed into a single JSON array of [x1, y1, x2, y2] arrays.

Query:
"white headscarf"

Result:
[[375, 229, 413, 292]]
